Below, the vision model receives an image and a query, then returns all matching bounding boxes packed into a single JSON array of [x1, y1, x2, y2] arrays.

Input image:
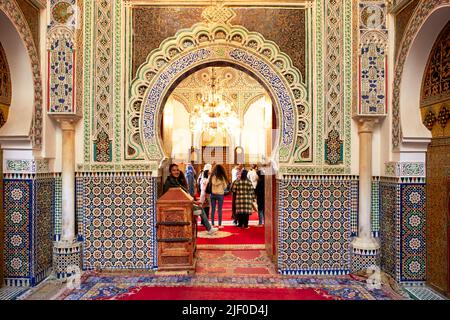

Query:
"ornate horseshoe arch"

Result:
[[127, 8, 310, 170], [0, 0, 43, 149]]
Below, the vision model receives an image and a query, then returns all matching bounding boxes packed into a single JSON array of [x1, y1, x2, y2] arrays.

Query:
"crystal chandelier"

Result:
[[189, 67, 240, 134]]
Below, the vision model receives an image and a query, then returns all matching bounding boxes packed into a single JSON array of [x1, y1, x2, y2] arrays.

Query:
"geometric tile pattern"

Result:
[[34, 177, 55, 284], [380, 181, 400, 281], [4, 179, 33, 281], [351, 253, 380, 274], [53, 243, 82, 279], [3, 176, 55, 287], [278, 178, 355, 275], [77, 173, 157, 270], [54, 174, 62, 240], [351, 179, 359, 237], [380, 180, 426, 283], [400, 184, 426, 282], [372, 178, 380, 237]]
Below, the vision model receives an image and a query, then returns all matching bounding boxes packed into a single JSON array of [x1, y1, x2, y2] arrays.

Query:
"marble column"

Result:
[[51, 116, 82, 279], [351, 117, 380, 272], [60, 119, 76, 242]]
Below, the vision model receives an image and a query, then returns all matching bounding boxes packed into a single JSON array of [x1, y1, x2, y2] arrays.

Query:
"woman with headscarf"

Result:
[[185, 163, 196, 197], [231, 169, 256, 229]]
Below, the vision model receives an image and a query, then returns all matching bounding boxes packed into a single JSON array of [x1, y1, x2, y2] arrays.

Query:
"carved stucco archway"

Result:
[[128, 20, 310, 172], [0, 0, 43, 149], [392, 0, 450, 151]]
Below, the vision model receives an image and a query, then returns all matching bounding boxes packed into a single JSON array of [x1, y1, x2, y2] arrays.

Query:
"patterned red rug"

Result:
[[111, 286, 334, 300], [195, 250, 277, 276]]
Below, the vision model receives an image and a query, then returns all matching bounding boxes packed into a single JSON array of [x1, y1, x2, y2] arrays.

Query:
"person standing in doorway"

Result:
[[210, 164, 228, 228], [185, 163, 196, 198], [231, 169, 255, 229], [231, 165, 239, 183], [200, 169, 211, 220], [248, 164, 259, 190]]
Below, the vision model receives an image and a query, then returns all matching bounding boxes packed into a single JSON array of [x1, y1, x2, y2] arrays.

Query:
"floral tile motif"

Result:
[[380, 181, 426, 283], [3, 177, 54, 287], [400, 184, 426, 282], [4, 180, 33, 280]]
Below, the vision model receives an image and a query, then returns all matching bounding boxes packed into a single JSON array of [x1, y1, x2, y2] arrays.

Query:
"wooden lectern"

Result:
[[156, 187, 197, 272]]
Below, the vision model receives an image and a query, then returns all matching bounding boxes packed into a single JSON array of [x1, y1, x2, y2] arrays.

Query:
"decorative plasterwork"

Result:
[[47, 26, 76, 114], [92, 0, 113, 162], [420, 21, 450, 137], [82, 0, 121, 164], [49, 0, 78, 29], [4, 159, 50, 174], [392, 0, 450, 150], [323, 0, 344, 165], [30, 0, 47, 9], [170, 66, 266, 117], [388, 0, 414, 13], [384, 162, 426, 177], [421, 102, 450, 137], [357, 1, 388, 116], [124, 0, 312, 6], [128, 8, 309, 166], [0, 42, 11, 107], [0, 0, 43, 149]]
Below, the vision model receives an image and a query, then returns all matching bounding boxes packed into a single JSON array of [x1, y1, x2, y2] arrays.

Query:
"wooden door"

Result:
[[0, 149, 3, 287], [265, 171, 277, 265]]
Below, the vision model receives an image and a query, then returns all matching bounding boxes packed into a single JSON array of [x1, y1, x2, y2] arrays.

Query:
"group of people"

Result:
[[162, 162, 265, 234]]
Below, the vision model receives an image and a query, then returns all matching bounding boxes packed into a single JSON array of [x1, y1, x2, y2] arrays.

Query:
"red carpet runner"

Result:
[[113, 286, 334, 300], [196, 225, 265, 245]]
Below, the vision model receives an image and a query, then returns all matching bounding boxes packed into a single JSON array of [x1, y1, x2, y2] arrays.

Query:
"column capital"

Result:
[[353, 116, 382, 134], [49, 114, 82, 130]]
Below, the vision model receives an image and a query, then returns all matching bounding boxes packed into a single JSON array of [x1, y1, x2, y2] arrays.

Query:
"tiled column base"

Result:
[[351, 247, 381, 274], [53, 241, 82, 279]]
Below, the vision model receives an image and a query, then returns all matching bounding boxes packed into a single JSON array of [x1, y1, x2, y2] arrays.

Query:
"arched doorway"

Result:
[[419, 19, 450, 297], [159, 65, 278, 261], [128, 18, 309, 269], [0, 6, 39, 288], [393, 3, 450, 295]]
